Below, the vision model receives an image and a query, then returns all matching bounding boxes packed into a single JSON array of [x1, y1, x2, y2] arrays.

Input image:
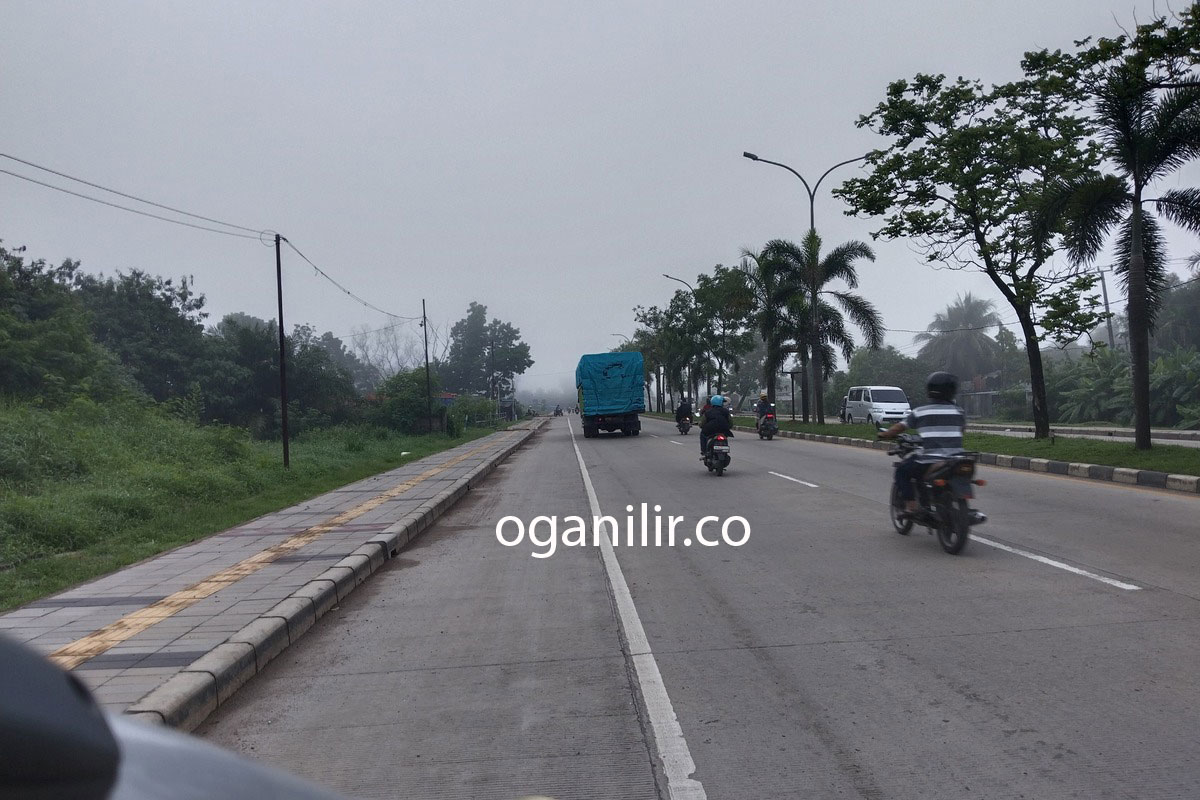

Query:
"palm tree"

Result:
[[763, 231, 884, 422], [914, 293, 1002, 380], [739, 245, 795, 403], [1048, 68, 1200, 448]]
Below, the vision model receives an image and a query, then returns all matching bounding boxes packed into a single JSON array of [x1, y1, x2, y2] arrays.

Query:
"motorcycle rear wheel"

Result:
[[889, 484, 913, 535], [936, 497, 970, 554]]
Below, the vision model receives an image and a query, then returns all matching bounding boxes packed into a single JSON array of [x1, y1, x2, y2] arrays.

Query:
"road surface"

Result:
[[201, 416, 1200, 799]]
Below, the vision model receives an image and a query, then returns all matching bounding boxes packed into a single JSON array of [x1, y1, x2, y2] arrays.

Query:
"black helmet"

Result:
[[926, 371, 958, 401]]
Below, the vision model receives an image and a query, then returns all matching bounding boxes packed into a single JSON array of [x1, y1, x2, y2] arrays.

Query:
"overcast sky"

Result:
[[3, 1, 1197, 395]]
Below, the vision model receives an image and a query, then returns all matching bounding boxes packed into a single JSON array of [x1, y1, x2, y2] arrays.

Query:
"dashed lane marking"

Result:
[[973, 535, 1141, 591], [769, 470, 819, 488]]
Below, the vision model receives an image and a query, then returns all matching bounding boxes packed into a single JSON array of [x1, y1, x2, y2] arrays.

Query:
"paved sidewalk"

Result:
[[0, 426, 536, 713]]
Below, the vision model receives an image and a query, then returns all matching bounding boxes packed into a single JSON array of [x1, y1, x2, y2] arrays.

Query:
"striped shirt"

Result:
[[904, 402, 966, 461]]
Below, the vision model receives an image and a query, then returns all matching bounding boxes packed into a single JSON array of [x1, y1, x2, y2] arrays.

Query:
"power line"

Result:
[[0, 153, 265, 234], [1, 169, 262, 240], [887, 316, 1022, 335], [281, 238, 420, 321]]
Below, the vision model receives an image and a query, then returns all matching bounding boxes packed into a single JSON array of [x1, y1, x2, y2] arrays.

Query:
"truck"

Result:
[[576, 351, 645, 438]]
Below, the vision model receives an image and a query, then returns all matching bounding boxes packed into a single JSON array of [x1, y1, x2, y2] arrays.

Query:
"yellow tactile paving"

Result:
[[50, 434, 513, 669]]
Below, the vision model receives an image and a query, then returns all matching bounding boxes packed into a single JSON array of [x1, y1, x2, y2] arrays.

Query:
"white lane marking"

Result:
[[972, 535, 1141, 591], [669, 440, 687, 447], [769, 470, 819, 488], [567, 417, 707, 800], [649, 433, 661, 438]]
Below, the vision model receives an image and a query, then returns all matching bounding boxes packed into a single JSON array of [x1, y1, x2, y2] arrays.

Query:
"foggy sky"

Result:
[[3, 1, 1197, 396]]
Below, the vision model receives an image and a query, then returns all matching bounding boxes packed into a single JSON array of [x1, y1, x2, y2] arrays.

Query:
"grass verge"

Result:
[[646, 412, 1200, 476], [0, 399, 494, 612]]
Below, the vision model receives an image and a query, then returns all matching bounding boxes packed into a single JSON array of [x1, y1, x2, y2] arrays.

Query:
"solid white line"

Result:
[[669, 440, 687, 447], [972, 535, 1141, 591], [768, 470, 818, 488], [567, 418, 707, 800]]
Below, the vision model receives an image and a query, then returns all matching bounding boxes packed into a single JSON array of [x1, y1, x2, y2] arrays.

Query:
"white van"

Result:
[[843, 385, 911, 426]]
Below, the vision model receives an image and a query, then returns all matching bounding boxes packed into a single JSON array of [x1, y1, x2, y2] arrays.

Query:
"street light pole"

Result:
[[1097, 267, 1117, 349], [742, 150, 868, 424]]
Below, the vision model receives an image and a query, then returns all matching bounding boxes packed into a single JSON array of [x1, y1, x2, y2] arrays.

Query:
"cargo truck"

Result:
[[576, 351, 645, 438]]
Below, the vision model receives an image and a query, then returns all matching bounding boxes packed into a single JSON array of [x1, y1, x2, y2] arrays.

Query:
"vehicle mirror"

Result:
[[0, 636, 120, 800]]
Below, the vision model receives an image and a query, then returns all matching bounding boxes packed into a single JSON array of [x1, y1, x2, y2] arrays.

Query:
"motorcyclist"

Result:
[[878, 372, 967, 518], [754, 392, 771, 429], [699, 394, 733, 457], [675, 396, 693, 424]]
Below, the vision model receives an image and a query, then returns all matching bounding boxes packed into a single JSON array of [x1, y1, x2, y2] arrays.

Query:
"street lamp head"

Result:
[[742, 151, 759, 161]]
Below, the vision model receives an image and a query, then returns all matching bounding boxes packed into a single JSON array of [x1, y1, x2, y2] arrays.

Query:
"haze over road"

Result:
[[202, 417, 1200, 799]]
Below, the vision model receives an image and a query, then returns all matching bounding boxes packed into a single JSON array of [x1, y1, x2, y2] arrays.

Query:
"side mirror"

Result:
[[0, 635, 119, 800]]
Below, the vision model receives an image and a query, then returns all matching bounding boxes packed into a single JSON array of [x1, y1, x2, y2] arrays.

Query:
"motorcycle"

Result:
[[757, 405, 778, 440], [703, 432, 732, 476], [676, 417, 692, 434], [885, 432, 987, 554]]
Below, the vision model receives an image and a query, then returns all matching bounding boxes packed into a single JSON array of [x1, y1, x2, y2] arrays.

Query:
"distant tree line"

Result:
[[1, 243, 532, 437]]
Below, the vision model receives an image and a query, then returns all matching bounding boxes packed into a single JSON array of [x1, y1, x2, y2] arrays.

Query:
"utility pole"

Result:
[[274, 234, 290, 468], [1097, 267, 1117, 349], [490, 338, 497, 420], [422, 299, 433, 433]]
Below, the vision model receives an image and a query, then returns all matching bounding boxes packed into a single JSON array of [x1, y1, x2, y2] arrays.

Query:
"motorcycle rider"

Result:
[[878, 372, 967, 518], [699, 394, 733, 457], [675, 396, 693, 425], [754, 392, 771, 429]]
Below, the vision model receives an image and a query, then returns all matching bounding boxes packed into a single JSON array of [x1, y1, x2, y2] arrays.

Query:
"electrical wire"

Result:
[[1, 169, 262, 240], [280, 238, 421, 321], [0, 153, 265, 234]]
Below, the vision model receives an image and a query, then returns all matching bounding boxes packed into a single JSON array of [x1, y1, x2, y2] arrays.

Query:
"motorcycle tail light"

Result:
[[716, 434, 727, 441], [766, 414, 775, 419], [973, 479, 987, 486], [932, 478, 948, 487]]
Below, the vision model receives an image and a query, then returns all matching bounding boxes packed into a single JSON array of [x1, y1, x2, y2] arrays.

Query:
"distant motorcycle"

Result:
[[676, 417, 692, 434], [553, 405, 563, 416], [757, 405, 778, 440], [885, 432, 987, 554], [703, 432, 732, 476]]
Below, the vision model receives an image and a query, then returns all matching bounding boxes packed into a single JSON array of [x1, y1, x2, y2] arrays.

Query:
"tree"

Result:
[[762, 232, 885, 419], [914, 293, 1002, 379], [836, 71, 1106, 438], [438, 302, 532, 397], [740, 245, 797, 403], [691, 265, 756, 393], [0, 245, 125, 402], [73, 269, 211, 402], [439, 302, 489, 395], [1039, 64, 1200, 448], [485, 317, 533, 399]]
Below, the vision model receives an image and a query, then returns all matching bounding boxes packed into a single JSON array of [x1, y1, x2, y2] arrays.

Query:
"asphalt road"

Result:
[[201, 416, 1200, 799]]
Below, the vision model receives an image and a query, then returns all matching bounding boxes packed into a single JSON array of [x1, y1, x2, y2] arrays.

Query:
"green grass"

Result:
[[0, 399, 493, 612], [646, 412, 1200, 476]]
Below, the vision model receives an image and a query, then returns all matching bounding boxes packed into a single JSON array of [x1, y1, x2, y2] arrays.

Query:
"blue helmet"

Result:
[[711, 395, 724, 406]]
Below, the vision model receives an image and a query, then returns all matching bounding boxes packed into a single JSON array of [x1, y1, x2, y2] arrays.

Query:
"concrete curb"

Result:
[[125, 421, 547, 731], [728, 424, 1200, 496], [969, 422, 1200, 442]]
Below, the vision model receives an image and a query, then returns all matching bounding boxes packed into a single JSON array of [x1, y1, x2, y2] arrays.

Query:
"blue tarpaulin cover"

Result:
[[576, 352, 645, 416]]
